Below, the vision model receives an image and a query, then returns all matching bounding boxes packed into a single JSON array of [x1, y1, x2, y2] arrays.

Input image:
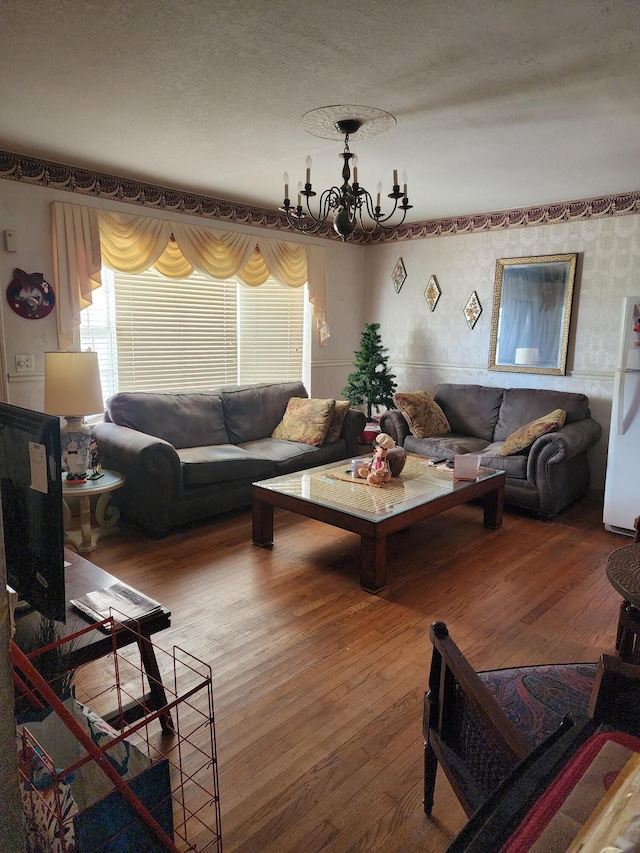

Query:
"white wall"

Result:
[[363, 214, 640, 492], [0, 180, 365, 410]]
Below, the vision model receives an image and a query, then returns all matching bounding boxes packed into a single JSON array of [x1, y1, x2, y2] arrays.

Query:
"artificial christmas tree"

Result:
[[342, 323, 397, 420]]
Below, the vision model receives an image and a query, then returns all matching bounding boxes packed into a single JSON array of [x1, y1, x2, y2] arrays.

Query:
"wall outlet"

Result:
[[15, 354, 35, 373]]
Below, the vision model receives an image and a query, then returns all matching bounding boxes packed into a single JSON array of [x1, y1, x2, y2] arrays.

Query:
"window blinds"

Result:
[[81, 266, 304, 394]]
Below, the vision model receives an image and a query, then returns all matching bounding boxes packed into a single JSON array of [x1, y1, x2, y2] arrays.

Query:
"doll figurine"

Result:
[[357, 432, 396, 487]]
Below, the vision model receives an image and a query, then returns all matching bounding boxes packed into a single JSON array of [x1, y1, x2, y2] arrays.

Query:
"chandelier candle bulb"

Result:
[[393, 169, 398, 187], [403, 171, 408, 197], [305, 156, 312, 185], [376, 182, 382, 208], [283, 172, 289, 200]]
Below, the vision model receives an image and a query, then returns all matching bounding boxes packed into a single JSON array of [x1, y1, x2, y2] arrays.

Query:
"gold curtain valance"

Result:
[[51, 202, 329, 347]]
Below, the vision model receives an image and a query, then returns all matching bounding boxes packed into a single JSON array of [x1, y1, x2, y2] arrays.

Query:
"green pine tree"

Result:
[[342, 323, 397, 419]]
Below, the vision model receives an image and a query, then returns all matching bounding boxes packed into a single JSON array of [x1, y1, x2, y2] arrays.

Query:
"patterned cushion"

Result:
[[324, 400, 350, 443], [478, 662, 596, 749], [393, 391, 450, 439], [271, 397, 336, 446], [500, 408, 566, 455]]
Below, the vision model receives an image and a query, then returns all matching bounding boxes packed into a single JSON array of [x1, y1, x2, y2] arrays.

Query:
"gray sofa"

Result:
[[379, 383, 602, 517], [92, 381, 366, 537]]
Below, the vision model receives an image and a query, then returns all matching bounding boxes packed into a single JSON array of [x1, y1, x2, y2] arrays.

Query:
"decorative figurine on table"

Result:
[[87, 436, 104, 480], [356, 432, 396, 487], [61, 434, 88, 484]]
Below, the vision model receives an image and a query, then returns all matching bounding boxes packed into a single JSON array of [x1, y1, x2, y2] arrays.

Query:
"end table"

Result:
[[606, 543, 640, 664], [62, 469, 125, 553]]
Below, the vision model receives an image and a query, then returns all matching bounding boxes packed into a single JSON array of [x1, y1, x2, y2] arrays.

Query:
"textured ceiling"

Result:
[[1, 0, 639, 225]]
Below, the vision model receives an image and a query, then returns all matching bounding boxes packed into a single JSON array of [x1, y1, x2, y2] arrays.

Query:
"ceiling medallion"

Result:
[[280, 104, 412, 241]]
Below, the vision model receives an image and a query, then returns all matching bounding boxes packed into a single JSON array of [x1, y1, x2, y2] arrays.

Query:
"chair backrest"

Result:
[[588, 653, 640, 735], [425, 621, 531, 816]]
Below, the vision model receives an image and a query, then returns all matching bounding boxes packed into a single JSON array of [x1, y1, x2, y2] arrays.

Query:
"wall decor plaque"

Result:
[[7, 268, 55, 319], [392, 257, 407, 293], [424, 275, 441, 311], [464, 291, 482, 329]]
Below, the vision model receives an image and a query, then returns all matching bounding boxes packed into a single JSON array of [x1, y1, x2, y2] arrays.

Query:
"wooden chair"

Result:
[[423, 621, 640, 818]]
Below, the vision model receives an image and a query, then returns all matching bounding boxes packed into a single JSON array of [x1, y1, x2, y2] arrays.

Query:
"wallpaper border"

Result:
[[1, 149, 639, 245]]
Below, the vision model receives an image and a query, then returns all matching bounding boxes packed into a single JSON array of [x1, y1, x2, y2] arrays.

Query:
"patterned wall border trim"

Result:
[[1, 149, 639, 245]]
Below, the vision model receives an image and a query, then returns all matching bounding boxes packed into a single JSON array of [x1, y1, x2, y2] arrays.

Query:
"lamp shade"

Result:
[[45, 351, 104, 417]]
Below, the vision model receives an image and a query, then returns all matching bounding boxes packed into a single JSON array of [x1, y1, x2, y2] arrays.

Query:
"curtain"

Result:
[[98, 210, 329, 342], [52, 203, 330, 345], [51, 202, 102, 350]]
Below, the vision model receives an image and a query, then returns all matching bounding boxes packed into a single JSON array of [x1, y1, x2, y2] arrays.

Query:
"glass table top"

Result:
[[254, 455, 504, 523]]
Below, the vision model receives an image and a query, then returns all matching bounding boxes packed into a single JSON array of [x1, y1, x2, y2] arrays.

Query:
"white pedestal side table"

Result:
[[62, 470, 126, 553]]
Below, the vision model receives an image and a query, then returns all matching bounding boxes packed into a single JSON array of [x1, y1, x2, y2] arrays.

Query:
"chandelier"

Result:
[[279, 106, 412, 240]]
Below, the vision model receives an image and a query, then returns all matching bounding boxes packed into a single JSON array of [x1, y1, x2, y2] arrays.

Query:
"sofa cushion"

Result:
[[404, 434, 490, 457], [501, 409, 567, 456], [479, 443, 528, 478], [177, 444, 276, 486], [324, 400, 351, 443], [434, 384, 504, 442], [272, 397, 336, 446], [105, 391, 229, 449], [221, 381, 307, 444], [393, 391, 450, 438], [494, 388, 588, 441]]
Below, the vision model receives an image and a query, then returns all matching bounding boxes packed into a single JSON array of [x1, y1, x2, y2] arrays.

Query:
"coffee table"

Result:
[[252, 454, 505, 593]]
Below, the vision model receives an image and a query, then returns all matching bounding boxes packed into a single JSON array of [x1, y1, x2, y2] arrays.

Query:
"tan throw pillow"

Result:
[[272, 397, 336, 446], [393, 391, 450, 439], [500, 409, 567, 456], [324, 400, 350, 443]]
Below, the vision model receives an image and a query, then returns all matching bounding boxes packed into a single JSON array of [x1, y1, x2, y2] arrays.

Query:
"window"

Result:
[[81, 267, 305, 394]]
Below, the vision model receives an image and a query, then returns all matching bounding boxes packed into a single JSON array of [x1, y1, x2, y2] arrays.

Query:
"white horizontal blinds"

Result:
[[113, 268, 238, 392], [79, 268, 119, 399], [237, 279, 304, 384]]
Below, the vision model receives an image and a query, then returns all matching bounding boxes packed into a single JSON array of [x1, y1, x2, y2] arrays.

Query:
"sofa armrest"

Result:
[[528, 418, 603, 469], [379, 409, 410, 446], [92, 422, 183, 502], [341, 409, 367, 456]]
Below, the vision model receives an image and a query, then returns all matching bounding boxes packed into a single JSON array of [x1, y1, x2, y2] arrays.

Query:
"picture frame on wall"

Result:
[[424, 275, 441, 311], [392, 257, 407, 293], [488, 253, 577, 375]]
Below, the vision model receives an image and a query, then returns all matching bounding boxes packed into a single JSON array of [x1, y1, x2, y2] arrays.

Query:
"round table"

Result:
[[62, 469, 125, 553], [606, 543, 640, 664]]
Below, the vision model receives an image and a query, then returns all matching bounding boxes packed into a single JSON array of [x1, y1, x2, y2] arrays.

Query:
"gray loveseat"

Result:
[[92, 381, 366, 537], [379, 383, 602, 517]]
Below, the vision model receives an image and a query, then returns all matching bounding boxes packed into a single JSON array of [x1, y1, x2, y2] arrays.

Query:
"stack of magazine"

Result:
[[71, 581, 162, 623]]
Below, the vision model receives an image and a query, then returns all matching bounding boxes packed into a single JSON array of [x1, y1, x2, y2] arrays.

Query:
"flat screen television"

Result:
[[0, 402, 66, 622]]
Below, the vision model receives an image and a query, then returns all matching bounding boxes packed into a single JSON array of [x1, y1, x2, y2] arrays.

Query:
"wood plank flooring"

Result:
[[76, 495, 627, 852]]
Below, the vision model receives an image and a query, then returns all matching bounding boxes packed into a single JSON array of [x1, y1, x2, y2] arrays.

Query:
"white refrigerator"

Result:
[[603, 296, 640, 535]]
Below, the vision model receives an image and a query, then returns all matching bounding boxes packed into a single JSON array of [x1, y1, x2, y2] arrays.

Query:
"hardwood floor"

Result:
[[76, 494, 626, 851]]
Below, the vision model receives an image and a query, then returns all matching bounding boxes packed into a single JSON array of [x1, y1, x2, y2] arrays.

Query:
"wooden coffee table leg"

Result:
[[483, 482, 504, 529], [252, 498, 274, 546], [360, 535, 387, 594]]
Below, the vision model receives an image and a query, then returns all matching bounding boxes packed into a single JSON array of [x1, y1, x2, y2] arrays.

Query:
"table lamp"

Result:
[[44, 351, 104, 484]]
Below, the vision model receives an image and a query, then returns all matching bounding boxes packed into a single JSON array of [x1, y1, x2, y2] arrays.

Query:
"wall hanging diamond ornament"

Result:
[[424, 274, 441, 311], [7, 268, 55, 319], [464, 290, 482, 329], [391, 257, 407, 293]]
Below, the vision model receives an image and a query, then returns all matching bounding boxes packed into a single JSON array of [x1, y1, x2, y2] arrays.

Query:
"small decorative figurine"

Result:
[[356, 432, 396, 487]]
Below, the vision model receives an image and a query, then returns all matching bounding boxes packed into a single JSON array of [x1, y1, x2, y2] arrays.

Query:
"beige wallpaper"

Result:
[[363, 214, 640, 492]]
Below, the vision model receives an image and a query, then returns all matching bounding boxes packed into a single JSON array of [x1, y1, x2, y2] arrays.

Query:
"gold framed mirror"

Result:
[[488, 253, 577, 375]]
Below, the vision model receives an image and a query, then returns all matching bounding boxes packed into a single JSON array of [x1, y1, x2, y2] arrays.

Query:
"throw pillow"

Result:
[[272, 397, 336, 446], [500, 408, 567, 456], [393, 391, 451, 439], [324, 400, 351, 443]]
